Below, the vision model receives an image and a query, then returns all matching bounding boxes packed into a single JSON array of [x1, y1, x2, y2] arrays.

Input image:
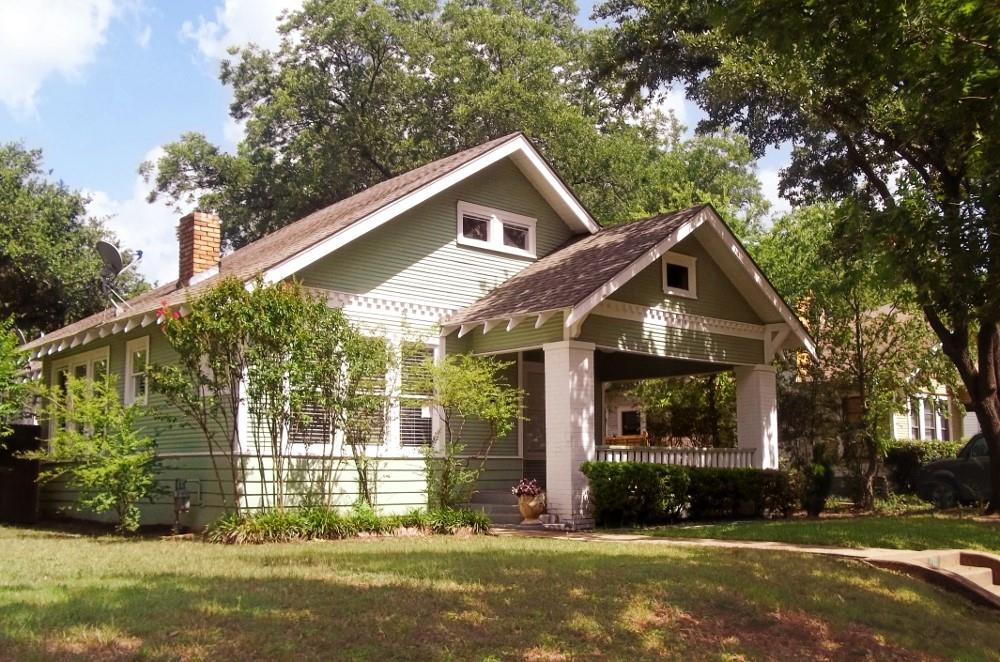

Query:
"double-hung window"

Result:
[[49, 346, 110, 436], [908, 395, 951, 441], [456, 201, 537, 258], [125, 336, 149, 405], [399, 342, 434, 447]]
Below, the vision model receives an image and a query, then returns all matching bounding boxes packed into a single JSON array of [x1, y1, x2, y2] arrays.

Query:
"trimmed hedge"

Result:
[[581, 462, 796, 526], [884, 439, 964, 494], [208, 506, 491, 544]]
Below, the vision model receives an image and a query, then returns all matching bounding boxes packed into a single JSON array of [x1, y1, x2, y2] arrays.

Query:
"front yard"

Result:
[[635, 513, 1000, 554], [2, 526, 999, 660]]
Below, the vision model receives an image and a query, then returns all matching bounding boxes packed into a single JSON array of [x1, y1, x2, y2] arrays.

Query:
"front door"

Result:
[[522, 359, 546, 486]]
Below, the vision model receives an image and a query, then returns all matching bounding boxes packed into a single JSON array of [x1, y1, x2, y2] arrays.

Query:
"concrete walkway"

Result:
[[493, 527, 1000, 609]]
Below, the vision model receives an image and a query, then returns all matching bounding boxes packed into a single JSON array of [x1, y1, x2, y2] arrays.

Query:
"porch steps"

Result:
[[466, 490, 523, 526], [866, 549, 1000, 609]]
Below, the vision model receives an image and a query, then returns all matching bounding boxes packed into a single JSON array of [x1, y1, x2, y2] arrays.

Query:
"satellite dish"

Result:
[[96, 240, 124, 276], [95, 240, 143, 313]]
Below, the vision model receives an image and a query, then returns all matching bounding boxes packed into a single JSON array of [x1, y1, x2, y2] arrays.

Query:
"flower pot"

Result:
[[517, 493, 546, 524]]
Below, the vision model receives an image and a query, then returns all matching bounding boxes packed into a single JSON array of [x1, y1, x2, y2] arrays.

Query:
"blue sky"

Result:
[[0, 0, 788, 284]]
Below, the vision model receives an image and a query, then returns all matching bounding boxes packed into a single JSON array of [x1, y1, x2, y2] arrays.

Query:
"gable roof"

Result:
[[445, 204, 817, 357], [446, 206, 706, 326], [23, 133, 598, 357]]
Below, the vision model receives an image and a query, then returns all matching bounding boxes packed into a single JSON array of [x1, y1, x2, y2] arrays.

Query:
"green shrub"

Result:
[[581, 462, 690, 526], [800, 459, 834, 517], [884, 439, 964, 493], [207, 505, 490, 544], [581, 462, 796, 526]]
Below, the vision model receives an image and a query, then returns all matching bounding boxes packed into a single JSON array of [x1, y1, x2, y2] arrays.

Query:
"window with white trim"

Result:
[[399, 342, 434, 447], [456, 201, 537, 257], [49, 346, 110, 436], [662, 252, 697, 299], [907, 395, 951, 441], [125, 336, 149, 405]]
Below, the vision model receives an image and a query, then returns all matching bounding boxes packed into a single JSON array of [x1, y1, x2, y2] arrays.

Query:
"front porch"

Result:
[[455, 341, 779, 529]]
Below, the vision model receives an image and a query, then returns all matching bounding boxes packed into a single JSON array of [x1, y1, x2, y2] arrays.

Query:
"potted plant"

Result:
[[511, 478, 546, 524]]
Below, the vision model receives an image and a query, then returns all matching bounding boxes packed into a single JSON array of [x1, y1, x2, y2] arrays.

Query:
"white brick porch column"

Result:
[[734, 365, 779, 469], [543, 340, 596, 529]]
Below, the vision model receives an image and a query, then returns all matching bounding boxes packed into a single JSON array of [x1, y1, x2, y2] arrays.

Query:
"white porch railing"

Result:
[[595, 446, 756, 469]]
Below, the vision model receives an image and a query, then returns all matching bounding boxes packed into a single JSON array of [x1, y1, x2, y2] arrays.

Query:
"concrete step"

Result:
[[952, 566, 996, 589], [469, 490, 518, 506], [469, 503, 520, 516], [487, 513, 525, 525], [925, 551, 962, 570]]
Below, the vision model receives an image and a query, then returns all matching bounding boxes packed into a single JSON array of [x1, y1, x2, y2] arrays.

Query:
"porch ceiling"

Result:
[[595, 349, 732, 382]]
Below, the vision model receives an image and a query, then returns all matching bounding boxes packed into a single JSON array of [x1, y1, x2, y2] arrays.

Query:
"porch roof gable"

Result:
[[445, 204, 816, 357]]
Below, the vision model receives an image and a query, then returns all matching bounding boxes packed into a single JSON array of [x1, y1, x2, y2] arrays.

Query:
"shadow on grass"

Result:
[[2, 537, 999, 660]]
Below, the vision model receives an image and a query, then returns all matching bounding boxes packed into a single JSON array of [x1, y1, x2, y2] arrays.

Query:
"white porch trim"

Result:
[[264, 135, 599, 284]]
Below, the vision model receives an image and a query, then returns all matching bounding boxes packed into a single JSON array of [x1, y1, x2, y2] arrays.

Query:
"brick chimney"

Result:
[[177, 211, 221, 285]]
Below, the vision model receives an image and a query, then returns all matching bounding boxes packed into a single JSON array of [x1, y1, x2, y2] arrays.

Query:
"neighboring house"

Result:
[[20, 133, 813, 529], [890, 386, 976, 443]]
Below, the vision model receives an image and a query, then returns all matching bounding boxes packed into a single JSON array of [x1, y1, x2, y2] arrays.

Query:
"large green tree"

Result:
[[757, 204, 949, 508], [599, 0, 1000, 511], [145, 0, 770, 248], [0, 143, 146, 337]]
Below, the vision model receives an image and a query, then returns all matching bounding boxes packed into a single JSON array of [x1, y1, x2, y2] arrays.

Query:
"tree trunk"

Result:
[[929, 315, 1000, 514], [971, 397, 1000, 514]]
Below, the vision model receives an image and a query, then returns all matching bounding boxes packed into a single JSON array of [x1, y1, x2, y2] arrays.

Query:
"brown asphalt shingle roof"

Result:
[[446, 205, 708, 325], [23, 133, 524, 351]]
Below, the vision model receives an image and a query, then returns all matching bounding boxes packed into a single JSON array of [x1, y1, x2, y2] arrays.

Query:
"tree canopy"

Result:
[[145, 0, 769, 248], [598, 0, 1000, 510], [0, 143, 147, 337]]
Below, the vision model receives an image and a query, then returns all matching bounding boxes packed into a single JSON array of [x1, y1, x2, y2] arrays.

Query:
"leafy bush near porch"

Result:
[[207, 506, 490, 544], [884, 439, 964, 494], [581, 462, 796, 526], [581, 462, 690, 526]]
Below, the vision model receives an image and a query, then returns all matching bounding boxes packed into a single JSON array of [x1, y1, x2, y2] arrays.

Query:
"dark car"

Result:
[[916, 434, 992, 508]]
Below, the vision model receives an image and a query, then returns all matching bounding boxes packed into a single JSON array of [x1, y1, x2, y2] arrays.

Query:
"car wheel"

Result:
[[929, 480, 957, 509]]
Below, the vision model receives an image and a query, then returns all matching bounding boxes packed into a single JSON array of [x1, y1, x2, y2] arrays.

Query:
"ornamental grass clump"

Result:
[[208, 505, 490, 544]]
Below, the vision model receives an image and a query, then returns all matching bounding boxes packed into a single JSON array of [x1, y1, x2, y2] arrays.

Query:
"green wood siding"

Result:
[[611, 231, 762, 324], [462, 311, 564, 354], [579, 314, 764, 365], [298, 158, 577, 309]]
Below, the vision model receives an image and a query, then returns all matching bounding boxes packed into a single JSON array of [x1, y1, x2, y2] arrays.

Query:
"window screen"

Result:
[[400, 344, 434, 446]]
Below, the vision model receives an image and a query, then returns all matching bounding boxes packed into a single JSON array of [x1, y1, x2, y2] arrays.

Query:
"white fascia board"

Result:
[[262, 135, 597, 284], [565, 209, 708, 328], [700, 212, 816, 359]]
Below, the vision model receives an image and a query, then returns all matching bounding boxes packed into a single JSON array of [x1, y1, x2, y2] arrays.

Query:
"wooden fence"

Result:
[[595, 446, 756, 469]]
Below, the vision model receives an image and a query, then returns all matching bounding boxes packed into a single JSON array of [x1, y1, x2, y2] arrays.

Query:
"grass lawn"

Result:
[[2, 526, 999, 660], [635, 513, 1000, 554]]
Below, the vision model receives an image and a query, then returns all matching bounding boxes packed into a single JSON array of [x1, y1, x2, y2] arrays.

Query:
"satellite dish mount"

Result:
[[96, 240, 143, 313]]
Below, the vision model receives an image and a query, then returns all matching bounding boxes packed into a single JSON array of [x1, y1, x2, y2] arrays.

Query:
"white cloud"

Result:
[[759, 167, 791, 217], [181, 0, 302, 59], [652, 84, 688, 130], [86, 147, 192, 286], [222, 115, 247, 147], [136, 24, 152, 48], [0, 0, 119, 114]]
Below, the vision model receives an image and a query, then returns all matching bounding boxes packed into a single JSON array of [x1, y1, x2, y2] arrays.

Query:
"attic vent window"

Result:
[[662, 252, 697, 299], [457, 201, 536, 257]]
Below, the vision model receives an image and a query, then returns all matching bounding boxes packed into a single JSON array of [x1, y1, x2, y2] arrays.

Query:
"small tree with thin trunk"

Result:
[[24, 375, 159, 533], [414, 352, 522, 510]]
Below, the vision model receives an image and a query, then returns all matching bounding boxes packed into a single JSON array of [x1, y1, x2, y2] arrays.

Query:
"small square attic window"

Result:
[[662, 252, 697, 299], [457, 201, 536, 257]]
